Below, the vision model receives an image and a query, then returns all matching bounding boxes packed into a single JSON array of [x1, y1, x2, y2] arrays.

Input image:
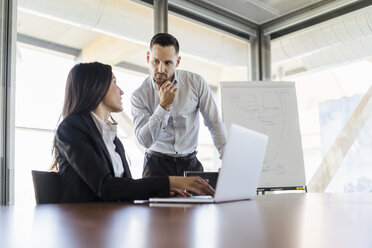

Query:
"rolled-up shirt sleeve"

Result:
[[131, 91, 171, 148]]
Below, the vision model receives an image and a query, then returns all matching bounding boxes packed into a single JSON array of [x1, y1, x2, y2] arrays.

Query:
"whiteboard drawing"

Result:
[[220, 81, 306, 188]]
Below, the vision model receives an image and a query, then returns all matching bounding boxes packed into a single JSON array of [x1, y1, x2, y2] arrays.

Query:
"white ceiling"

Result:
[[16, 0, 330, 55], [17, 11, 101, 50], [16, 0, 250, 86], [16, 0, 372, 82], [202, 0, 323, 24]]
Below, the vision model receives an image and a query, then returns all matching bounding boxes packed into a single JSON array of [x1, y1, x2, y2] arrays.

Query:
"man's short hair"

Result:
[[150, 33, 179, 54]]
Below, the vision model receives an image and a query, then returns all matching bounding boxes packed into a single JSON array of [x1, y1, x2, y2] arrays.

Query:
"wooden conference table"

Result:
[[1, 193, 371, 248]]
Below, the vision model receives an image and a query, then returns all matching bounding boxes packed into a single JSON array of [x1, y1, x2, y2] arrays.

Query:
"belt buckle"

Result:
[[174, 156, 185, 162]]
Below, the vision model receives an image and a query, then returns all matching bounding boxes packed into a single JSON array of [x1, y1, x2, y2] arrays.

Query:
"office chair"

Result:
[[31, 170, 62, 204]]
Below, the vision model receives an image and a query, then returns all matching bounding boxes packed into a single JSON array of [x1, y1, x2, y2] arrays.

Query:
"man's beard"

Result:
[[153, 73, 171, 86]]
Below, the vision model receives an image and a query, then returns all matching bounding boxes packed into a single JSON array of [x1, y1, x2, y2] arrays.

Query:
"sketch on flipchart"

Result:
[[221, 81, 305, 188], [225, 89, 291, 177]]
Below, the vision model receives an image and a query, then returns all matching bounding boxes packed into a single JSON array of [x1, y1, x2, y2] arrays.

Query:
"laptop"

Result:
[[149, 124, 268, 204]]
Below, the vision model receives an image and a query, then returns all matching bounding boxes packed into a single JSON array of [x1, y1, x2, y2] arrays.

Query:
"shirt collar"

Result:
[[90, 112, 117, 136], [173, 70, 179, 85]]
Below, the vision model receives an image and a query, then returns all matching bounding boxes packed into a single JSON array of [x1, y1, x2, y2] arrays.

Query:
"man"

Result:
[[131, 33, 227, 177]]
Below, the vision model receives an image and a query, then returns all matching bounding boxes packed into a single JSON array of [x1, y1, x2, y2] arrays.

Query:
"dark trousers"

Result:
[[142, 151, 203, 177]]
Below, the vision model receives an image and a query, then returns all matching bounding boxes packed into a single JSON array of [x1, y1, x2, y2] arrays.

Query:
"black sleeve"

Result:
[[56, 116, 170, 201]]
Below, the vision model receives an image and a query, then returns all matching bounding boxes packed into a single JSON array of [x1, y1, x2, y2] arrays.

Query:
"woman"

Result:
[[52, 62, 214, 202]]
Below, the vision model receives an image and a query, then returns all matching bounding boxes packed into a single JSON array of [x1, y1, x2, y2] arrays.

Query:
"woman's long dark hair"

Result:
[[51, 62, 112, 171]]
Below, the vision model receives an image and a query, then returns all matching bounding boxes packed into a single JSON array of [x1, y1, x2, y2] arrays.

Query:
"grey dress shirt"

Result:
[[131, 70, 227, 157]]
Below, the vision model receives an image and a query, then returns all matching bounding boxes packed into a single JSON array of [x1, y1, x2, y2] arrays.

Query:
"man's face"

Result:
[[147, 44, 181, 86]]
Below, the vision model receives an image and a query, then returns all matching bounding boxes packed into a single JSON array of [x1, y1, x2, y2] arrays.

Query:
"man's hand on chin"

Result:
[[156, 80, 178, 111]]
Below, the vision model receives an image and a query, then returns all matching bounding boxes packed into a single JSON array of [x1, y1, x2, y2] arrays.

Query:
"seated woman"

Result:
[[52, 62, 214, 203]]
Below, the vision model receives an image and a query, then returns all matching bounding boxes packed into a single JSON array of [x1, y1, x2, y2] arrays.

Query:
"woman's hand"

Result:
[[169, 176, 215, 196], [170, 188, 192, 197]]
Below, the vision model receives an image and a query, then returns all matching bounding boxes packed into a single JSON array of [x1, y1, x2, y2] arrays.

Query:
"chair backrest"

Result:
[[31, 170, 62, 204]]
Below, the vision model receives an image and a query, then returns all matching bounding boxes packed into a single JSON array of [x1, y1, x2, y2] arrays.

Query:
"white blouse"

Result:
[[90, 112, 124, 178]]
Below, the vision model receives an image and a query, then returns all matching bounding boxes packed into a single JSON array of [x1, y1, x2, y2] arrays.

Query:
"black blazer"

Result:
[[56, 112, 170, 203]]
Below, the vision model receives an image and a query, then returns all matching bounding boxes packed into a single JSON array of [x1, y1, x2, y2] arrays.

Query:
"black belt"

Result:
[[146, 150, 197, 162]]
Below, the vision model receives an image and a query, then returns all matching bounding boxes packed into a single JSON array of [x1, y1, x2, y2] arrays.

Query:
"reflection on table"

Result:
[[1, 193, 372, 248]]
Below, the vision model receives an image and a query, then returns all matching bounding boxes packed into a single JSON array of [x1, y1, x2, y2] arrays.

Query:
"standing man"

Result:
[[131, 33, 227, 177]]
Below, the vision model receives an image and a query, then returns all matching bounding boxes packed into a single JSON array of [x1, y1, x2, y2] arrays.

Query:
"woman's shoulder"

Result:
[[56, 112, 99, 150], [57, 112, 92, 134], [60, 113, 85, 126]]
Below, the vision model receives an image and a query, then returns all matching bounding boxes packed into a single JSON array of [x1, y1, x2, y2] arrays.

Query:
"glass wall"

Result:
[[13, 0, 370, 205], [15, 46, 73, 204], [271, 6, 372, 192]]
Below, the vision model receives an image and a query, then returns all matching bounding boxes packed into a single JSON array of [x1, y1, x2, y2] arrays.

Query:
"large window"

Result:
[[15, 46, 73, 204], [271, 6, 372, 192]]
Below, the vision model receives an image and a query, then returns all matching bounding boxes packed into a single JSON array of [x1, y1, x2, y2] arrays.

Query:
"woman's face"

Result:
[[101, 73, 124, 113]]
